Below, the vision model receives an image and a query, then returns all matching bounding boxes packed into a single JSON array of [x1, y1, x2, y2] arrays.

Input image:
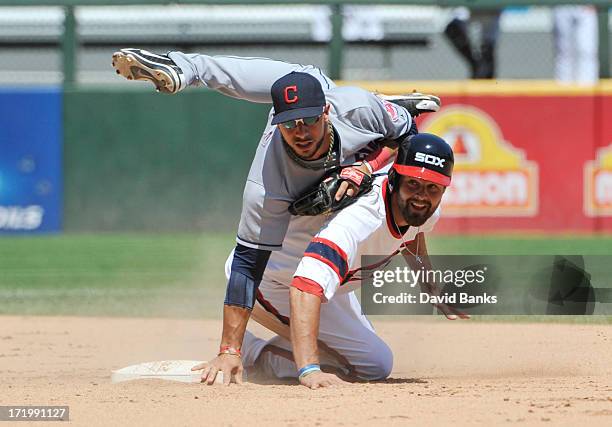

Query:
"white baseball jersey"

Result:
[[293, 176, 439, 300], [169, 52, 412, 250], [225, 176, 439, 380]]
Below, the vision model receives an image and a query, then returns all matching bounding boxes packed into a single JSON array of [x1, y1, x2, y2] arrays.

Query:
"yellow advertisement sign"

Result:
[[584, 144, 612, 216], [421, 106, 538, 217]]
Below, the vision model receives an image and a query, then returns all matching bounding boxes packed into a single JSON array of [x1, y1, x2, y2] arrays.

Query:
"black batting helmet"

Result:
[[392, 133, 454, 187]]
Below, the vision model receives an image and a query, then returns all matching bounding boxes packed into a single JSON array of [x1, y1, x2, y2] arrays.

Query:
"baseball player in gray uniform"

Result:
[[112, 49, 441, 385]]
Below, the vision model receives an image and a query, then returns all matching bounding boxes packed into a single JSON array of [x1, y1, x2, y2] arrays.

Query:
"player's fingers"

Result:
[[335, 181, 349, 201], [191, 362, 208, 371], [234, 366, 244, 385], [222, 369, 232, 386], [449, 305, 471, 319], [441, 306, 457, 320], [332, 375, 348, 385], [435, 304, 456, 320], [346, 186, 356, 197], [205, 367, 219, 385], [199, 366, 212, 381], [333, 376, 348, 385]]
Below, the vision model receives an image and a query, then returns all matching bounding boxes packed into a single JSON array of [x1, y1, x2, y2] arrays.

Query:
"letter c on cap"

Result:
[[284, 85, 298, 104]]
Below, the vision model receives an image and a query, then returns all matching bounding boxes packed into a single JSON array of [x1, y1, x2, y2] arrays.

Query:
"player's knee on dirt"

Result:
[[356, 341, 393, 381]]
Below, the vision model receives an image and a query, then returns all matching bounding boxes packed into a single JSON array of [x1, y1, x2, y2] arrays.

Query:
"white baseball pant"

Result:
[[224, 252, 393, 381]]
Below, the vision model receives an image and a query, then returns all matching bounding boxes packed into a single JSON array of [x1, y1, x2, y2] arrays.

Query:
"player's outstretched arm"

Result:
[[401, 233, 470, 320], [191, 305, 248, 385], [192, 244, 271, 385], [290, 285, 347, 389]]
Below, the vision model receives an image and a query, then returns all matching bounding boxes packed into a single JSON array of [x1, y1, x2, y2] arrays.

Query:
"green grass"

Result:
[[0, 233, 234, 317], [0, 233, 611, 321], [0, 233, 232, 289]]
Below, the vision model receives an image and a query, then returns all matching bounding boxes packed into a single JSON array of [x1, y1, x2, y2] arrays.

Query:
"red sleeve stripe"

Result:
[[291, 276, 324, 298]]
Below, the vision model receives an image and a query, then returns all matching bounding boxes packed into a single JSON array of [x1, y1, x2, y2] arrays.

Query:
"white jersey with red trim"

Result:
[[223, 176, 439, 380], [293, 176, 439, 301]]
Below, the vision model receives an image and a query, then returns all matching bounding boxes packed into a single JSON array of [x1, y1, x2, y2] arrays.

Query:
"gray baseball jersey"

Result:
[[169, 52, 412, 250]]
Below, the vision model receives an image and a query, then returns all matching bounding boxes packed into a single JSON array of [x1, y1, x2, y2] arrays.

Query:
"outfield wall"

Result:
[[63, 88, 269, 231], [0, 88, 63, 233], [1, 81, 611, 233]]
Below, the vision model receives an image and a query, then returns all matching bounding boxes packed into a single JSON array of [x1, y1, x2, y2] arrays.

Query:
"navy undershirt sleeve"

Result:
[[224, 243, 272, 309]]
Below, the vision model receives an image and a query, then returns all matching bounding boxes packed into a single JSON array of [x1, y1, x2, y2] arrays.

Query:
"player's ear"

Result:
[[323, 103, 330, 116]]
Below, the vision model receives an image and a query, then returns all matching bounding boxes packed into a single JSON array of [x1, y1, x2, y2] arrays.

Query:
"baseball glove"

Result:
[[289, 167, 374, 216]]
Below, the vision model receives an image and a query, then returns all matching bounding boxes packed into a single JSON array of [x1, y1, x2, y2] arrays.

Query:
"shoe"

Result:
[[112, 48, 186, 94], [378, 92, 441, 117]]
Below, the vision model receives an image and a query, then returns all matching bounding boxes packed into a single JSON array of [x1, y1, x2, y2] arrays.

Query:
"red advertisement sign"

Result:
[[421, 105, 538, 218], [383, 82, 612, 233]]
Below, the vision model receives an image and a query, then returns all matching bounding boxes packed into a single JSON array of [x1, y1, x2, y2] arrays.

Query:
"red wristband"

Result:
[[365, 147, 396, 171], [218, 345, 241, 357]]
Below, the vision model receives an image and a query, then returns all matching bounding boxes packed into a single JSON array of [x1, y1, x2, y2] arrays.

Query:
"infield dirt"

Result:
[[1, 316, 610, 426]]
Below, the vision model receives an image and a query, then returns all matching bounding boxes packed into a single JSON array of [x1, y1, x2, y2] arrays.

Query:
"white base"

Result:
[[111, 360, 223, 384]]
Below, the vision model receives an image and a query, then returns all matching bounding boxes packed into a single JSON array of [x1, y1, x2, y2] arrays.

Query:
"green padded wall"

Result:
[[63, 88, 270, 231]]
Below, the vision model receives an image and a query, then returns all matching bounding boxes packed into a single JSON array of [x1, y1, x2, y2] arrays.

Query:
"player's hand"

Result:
[[434, 303, 471, 320], [299, 371, 348, 389], [191, 354, 244, 386], [334, 163, 372, 201], [420, 282, 470, 320]]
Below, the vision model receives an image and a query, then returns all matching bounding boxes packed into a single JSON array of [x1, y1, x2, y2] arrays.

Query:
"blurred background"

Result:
[[0, 0, 611, 318], [0, 2, 610, 83]]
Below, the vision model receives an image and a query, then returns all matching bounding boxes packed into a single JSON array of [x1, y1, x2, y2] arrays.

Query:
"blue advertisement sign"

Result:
[[0, 88, 62, 233]]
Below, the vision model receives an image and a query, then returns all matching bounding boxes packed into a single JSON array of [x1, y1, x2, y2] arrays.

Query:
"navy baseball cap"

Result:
[[393, 133, 454, 186], [270, 72, 326, 125]]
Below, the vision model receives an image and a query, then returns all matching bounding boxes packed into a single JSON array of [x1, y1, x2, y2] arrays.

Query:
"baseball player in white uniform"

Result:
[[111, 49, 443, 385], [221, 134, 466, 389]]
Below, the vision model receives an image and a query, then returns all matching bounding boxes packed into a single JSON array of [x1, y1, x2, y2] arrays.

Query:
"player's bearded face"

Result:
[[396, 177, 445, 226], [278, 105, 330, 160]]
